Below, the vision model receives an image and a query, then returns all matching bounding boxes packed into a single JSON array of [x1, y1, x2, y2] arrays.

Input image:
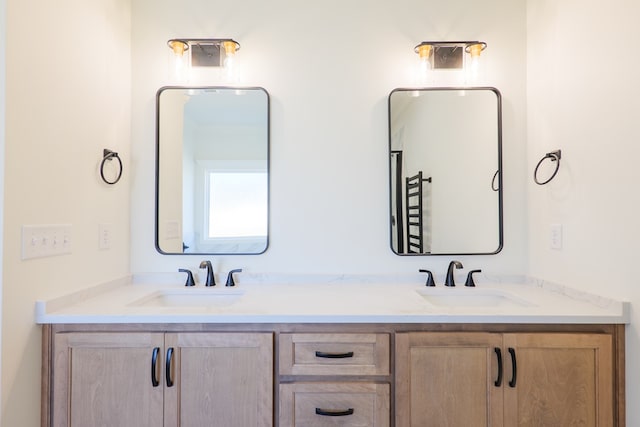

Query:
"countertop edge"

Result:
[[34, 274, 631, 325]]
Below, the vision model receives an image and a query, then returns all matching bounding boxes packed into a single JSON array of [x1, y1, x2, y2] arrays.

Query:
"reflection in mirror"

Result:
[[389, 87, 502, 255], [156, 87, 269, 254]]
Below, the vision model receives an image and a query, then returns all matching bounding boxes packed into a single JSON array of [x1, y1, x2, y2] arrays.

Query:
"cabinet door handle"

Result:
[[166, 347, 175, 387], [315, 351, 354, 359], [508, 347, 517, 388], [494, 347, 503, 387], [315, 408, 354, 417], [151, 347, 160, 387]]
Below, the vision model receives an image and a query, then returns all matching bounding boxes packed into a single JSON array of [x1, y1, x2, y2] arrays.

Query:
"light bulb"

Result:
[[465, 43, 485, 83], [167, 40, 190, 82], [415, 43, 433, 85], [222, 41, 238, 82]]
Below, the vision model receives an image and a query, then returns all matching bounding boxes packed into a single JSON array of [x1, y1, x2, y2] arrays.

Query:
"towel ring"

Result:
[[100, 149, 123, 185], [534, 150, 561, 185]]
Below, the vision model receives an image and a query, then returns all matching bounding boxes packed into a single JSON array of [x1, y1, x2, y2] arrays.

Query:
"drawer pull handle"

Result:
[[315, 408, 354, 417], [151, 347, 160, 387], [166, 347, 175, 387], [315, 351, 354, 359], [508, 347, 517, 388], [494, 347, 503, 387]]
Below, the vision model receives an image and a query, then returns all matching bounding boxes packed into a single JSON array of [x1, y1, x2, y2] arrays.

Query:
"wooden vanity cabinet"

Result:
[[48, 330, 272, 427], [396, 331, 616, 427], [43, 324, 623, 427]]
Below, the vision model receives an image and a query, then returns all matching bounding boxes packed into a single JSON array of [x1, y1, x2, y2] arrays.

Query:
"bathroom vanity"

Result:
[[38, 277, 627, 427]]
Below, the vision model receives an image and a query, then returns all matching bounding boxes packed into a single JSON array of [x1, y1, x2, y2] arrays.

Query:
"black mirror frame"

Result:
[[155, 86, 270, 256], [387, 86, 503, 256]]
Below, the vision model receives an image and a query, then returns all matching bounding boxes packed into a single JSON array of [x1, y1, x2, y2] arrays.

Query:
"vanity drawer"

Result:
[[279, 333, 390, 376], [279, 382, 390, 427]]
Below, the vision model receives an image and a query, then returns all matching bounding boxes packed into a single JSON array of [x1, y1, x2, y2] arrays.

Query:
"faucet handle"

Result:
[[419, 269, 436, 287], [178, 269, 196, 287], [465, 269, 482, 287], [225, 269, 243, 287]]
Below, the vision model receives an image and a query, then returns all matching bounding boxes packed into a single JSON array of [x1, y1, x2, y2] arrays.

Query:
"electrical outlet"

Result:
[[22, 224, 72, 260], [550, 224, 563, 250], [99, 223, 112, 250]]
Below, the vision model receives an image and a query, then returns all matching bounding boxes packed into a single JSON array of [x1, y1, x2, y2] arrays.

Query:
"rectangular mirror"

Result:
[[389, 87, 502, 255], [156, 86, 269, 254]]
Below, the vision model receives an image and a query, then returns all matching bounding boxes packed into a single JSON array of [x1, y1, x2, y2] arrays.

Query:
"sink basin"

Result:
[[129, 289, 244, 309], [416, 288, 534, 308]]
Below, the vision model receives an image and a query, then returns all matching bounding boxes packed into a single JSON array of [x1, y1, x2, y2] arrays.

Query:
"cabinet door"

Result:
[[52, 332, 165, 427], [164, 332, 273, 427], [503, 333, 613, 426], [396, 332, 504, 427]]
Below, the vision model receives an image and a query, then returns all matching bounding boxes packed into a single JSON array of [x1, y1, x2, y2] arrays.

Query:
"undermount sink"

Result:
[[129, 288, 244, 309], [416, 288, 534, 308]]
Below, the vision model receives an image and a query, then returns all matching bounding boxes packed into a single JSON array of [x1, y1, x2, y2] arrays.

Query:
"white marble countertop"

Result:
[[35, 273, 630, 325]]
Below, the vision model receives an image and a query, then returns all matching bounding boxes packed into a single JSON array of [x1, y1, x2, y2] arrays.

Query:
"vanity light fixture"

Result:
[[414, 41, 487, 80], [167, 38, 241, 81]]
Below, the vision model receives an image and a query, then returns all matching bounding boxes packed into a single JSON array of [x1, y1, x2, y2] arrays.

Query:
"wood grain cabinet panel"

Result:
[[50, 331, 273, 427], [396, 332, 615, 427], [52, 332, 165, 427], [280, 382, 390, 427], [503, 333, 613, 427], [165, 332, 273, 427], [280, 333, 390, 376], [396, 332, 504, 427]]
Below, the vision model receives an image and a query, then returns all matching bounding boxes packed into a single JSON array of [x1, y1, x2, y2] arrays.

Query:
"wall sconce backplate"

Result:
[[191, 43, 222, 67], [433, 46, 463, 69]]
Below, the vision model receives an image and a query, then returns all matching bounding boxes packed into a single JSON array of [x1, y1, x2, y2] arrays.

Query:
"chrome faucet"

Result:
[[199, 260, 216, 287], [444, 260, 463, 287]]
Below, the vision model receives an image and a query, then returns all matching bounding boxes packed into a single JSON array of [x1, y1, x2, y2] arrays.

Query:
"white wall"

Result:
[[526, 0, 640, 423], [2, 0, 131, 425], [131, 0, 528, 278]]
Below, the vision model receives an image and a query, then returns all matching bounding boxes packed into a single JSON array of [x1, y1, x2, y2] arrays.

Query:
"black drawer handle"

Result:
[[494, 347, 503, 387], [315, 408, 354, 417], [151, 347, 160, 387], [166, 347, 174, 387], [315, 351, 354, 359], [508, 347, 517, 388]]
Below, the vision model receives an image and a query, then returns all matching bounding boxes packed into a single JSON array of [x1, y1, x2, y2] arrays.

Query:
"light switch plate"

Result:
[[22, 224, 72, 260]]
